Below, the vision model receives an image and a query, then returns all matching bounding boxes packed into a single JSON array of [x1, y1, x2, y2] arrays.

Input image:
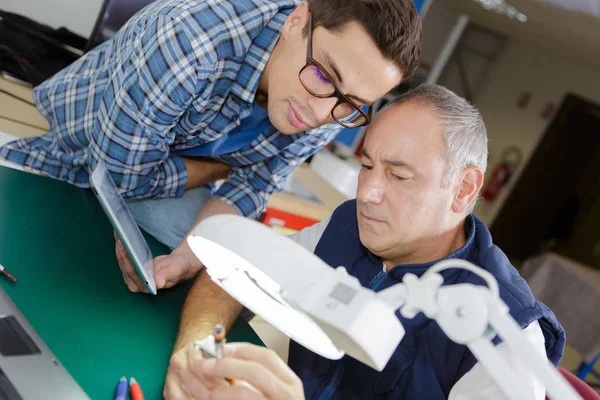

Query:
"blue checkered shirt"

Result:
[[0, 0, 342, 219]]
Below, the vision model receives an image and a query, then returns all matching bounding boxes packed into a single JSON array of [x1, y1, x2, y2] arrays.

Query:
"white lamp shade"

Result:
[[187, 215, 405, 370], [188, 215, 343, 360]]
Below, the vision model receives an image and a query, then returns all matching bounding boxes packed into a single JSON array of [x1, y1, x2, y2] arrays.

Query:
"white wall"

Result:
[[420, 0, 463, 65], [473, 40, 600, 226], [3, 0, 104, 38]]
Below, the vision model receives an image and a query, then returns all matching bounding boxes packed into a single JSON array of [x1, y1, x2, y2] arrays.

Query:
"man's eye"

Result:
[[392, 174, 408, 181], [314, 68, 331, 84], [361, 164, 373, 171]]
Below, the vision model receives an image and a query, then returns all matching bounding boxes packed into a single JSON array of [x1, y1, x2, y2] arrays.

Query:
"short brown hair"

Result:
[[303, 0, 422, 78]]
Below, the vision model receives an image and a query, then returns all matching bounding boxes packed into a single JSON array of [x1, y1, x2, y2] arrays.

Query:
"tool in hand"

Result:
[[194, 324, 235, 384]]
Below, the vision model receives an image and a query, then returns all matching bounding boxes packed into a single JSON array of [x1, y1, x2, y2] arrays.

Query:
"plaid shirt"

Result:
[[0, 0, 342, 219]]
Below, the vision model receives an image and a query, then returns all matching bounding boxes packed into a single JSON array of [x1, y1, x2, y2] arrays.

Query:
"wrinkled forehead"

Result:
[[363, 102, 447, 170]]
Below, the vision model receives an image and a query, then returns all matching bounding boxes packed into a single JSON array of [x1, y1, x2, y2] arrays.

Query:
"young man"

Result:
[[163, 85, 565, 399], [0, 0, 421, 292]]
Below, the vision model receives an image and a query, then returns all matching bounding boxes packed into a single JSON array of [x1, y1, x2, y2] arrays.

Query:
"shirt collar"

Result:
[[231, 6, 295, 104]]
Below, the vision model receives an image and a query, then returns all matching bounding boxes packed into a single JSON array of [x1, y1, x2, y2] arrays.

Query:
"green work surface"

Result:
[[0, 166, 262, 399]]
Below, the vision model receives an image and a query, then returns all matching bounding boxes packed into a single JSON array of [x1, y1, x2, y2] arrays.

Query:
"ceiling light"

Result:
[[473, 0, 528, 22]]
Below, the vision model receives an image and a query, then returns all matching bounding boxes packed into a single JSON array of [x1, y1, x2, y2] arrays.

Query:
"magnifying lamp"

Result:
[[187, 214, 581, 400]]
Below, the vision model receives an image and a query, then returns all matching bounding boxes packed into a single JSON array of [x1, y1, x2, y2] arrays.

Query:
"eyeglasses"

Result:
[[298, 16, 372, 128]]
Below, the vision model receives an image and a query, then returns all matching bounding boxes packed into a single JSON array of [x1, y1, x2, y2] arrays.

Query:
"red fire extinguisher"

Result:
[[482, 146, 523, 202]]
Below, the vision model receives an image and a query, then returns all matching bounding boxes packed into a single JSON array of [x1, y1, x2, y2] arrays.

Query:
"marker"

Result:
[[0, 264, 17, 283], [114, 376, 127, 400], [130, 377, 144, 400]]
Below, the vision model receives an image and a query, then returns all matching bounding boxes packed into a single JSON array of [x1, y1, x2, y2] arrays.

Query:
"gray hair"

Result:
[[383, 84, 488, 213]]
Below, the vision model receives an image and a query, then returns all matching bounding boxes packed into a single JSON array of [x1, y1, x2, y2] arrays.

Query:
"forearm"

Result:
[[173, 268, 243, 352], [182, 157, 230, 190], [172, 197, 243, 351]]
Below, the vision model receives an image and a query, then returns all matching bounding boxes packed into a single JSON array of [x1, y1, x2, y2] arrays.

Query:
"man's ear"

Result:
[[281, 2, 310, 40], [451, 166, 484, 214]]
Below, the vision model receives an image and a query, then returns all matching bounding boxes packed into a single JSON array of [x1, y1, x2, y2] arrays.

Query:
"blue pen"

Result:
[[114, 376, 127, 400]]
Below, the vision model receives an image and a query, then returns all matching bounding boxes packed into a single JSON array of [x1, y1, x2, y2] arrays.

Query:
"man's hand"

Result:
[[114, 232, 202, 293], [114, 157, 230, 293], [115, 197, 239, 294], [163, 341, 226, 399], [164, 343, 305, 400]]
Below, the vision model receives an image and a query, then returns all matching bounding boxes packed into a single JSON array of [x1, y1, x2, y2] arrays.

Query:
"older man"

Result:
[[166, 84, 565, 399]]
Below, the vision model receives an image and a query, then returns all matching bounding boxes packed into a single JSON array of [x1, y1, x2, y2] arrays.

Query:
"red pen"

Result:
[[129, 377, 144, 400]]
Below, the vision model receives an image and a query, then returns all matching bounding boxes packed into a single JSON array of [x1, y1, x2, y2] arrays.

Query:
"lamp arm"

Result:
[[485, 295, 581, 400], [393, 259, 581, 400]]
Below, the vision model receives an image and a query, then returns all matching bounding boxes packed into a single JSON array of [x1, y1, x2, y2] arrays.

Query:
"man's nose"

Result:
[[357, 173, 384, 205], [308, 97, 338, 123]]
